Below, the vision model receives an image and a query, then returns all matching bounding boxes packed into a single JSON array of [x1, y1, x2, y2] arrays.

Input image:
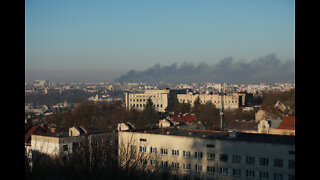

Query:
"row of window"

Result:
[[130, 98, 163, 102], [179, 99, 238, 104], [147, 160, 294, 180], [130, 104, 163, 108], [139, 146, 295, 168]]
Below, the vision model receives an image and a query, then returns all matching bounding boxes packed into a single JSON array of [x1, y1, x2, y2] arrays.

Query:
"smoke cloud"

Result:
[[114, 54, 294, 84]]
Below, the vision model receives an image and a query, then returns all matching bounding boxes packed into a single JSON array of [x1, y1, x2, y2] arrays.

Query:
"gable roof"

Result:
[[226, 121, 258, 131], [277, 116, 295, 130], [25, 125, 44, 144], [172, 114, 196, 123]]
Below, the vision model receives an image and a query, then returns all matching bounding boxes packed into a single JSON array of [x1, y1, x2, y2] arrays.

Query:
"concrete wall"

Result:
[[118, 131, 295, 180], [177, 93, 241, 110], [126, 90, 169, 112]]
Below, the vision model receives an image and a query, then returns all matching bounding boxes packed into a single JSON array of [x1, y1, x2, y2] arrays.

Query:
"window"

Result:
[[259, 158, 269, 166], [183, 175, 191, 180], [219, 167, 228, 176], [172, 149, 179, 156], [274, 173, 283, 180], [195, 152, 203, 159], [150, 147, 157, 154], [246, 156, 255, 165], [160, 161, 168, 167], [288, 151, 295, 155], [161, 148, 168, 155], [232, 169, 241, 177], [219, 154, 228, 162], [288, 175, 295, 180], [139, 146, 146, 152], [171, 162, 179, 169], [274, 159, 283, 167], [195, 165, 202, 172], [62, 145, 68, 152], [150, 160, 157, 166], [232, 155, 241, 163], [288, 160, 295, 169], [183, 151, 190, 157], [183, 163, 191, 170], [259, 171, 268, 179], [246, 170, 255, 178], [207, 166, 215, 173], [207, 144, 215, 148], [207, 153, 215, 160], [140, 138, 147, 142], [130, 145, 136, 157], [140, 159, 147, 164], [72, 142, 79, 152]]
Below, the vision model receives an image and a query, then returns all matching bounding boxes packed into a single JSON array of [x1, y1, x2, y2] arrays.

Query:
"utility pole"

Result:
[[220, 84, 224, 131]]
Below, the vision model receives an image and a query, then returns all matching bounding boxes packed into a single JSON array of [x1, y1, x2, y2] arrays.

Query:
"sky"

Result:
[[25, 0, 295, 83]]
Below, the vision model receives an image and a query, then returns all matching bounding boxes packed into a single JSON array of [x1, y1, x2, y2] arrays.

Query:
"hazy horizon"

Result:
[[25, 0, 294, 83]]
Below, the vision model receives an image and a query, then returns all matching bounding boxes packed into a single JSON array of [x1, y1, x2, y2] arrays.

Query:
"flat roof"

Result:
[[124, 128, 295, 145]]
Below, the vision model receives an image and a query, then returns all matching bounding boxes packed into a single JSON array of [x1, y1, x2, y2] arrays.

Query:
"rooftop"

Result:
[[125, 128, 295, 145]]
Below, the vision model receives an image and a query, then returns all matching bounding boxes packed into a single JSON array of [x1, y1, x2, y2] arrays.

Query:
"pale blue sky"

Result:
[[25, 0, 295, 82]]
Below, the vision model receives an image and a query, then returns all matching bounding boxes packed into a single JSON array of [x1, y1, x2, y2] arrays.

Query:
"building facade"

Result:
[[125, 89, 175, 112], [125, 89, 247, 112], [177, 92, 246, 110], [118, 128, 295, 180]]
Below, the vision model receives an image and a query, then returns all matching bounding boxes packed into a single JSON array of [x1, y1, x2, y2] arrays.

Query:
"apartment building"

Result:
[[125, 89, 248, 112], [125, 89, 170, 112], [30, 126, 114, 157], [125, 89, 187, 112], [118, 128, 295, 180], [177, 92, 246, 110]]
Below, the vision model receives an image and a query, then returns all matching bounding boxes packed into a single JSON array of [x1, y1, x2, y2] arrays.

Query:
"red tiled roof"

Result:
[[277, 116, 295, 130], [172, 114, 196, 123], [25, 125, 44, 143]]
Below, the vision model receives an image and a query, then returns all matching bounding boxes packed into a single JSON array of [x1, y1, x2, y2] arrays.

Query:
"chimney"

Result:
[[50, 128, 56, 133]]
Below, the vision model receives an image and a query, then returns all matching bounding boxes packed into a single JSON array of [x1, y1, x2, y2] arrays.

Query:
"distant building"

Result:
[[125, 89, 187, 112], [257, 116, 295, 135], [176, 91, 246, 110]]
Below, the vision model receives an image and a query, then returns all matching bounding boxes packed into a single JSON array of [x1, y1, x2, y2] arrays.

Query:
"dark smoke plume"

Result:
[[114, 54, 294, 84]]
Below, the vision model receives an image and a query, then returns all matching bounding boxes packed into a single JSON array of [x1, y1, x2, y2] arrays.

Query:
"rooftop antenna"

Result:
[[220, 84, 225, 131]]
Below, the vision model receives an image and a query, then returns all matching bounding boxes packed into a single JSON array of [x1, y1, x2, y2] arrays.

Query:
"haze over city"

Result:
[[25, 0, 294, 83]]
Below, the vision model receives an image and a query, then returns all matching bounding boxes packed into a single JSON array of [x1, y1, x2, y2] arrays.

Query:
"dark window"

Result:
[[207, 144, 215, 148], [259, 158, 269, 166], [246, 156, 255, 164], [288, 160, 295, 169], [219, 154, 228, 162], [288, 151, 295, 155], [232, 155, 241, 163], [139, 138, 147, 142], [72, 142, 79, 151], [274, 159, 283, 167], [63, 145, 68, 152]]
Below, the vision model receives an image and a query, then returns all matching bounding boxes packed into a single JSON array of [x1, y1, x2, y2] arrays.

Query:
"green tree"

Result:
[[176, 103, 191, 114], [192, 96, 201, 114], [142, 97, 158, 127]]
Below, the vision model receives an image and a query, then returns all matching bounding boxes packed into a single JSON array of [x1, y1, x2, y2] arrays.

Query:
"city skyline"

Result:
[[25, 0, 295, 82]]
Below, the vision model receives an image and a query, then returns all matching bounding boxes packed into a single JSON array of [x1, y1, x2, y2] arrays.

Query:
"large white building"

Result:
[[177, 92, 246, 110], [118, 128, 295, 180], [125, 89, 247, 112], [125, 89, 187, 112]]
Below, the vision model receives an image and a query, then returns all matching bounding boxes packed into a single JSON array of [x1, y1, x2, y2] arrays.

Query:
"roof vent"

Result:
[[229, 130, 237, 138]]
